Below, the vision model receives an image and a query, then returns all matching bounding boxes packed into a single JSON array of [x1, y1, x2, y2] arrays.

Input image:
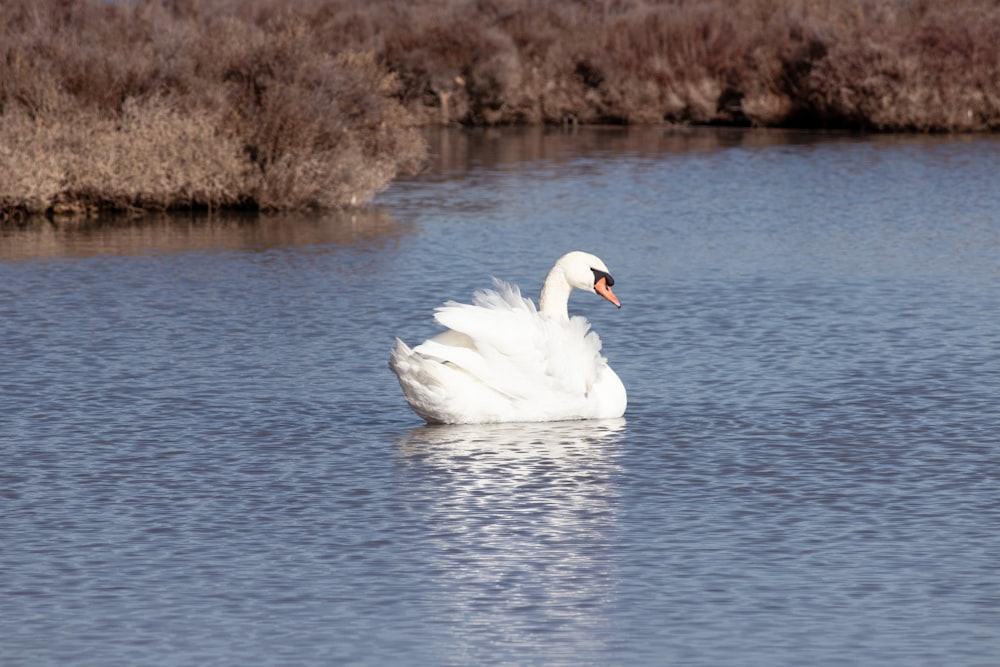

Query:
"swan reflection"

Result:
[[394, 419, 626, 655], [398, 417, 626, 458]]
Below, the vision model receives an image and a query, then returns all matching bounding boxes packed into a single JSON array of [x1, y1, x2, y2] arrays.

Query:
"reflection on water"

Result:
[[395, 420, 625, 659], [416, 124, 989, 179], [397, 419, 626, 517], [421, 125, 782, 177], [0, 208, 408, 261], [398, 417, 626, 458]]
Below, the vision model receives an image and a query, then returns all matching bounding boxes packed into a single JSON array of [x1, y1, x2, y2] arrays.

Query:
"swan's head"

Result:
[[557, 251, 621, 309]]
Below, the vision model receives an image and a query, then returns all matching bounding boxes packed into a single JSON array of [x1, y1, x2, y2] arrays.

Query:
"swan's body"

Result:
[[389, 251, 627, 424]]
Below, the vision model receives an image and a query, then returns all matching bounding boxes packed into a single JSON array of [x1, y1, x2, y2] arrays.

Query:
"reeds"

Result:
[[2, 0, 999, 219]]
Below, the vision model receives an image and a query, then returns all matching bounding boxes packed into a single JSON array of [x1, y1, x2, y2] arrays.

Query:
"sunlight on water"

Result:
[[2, 127, 998, 666], [394, 420, 625, 660]]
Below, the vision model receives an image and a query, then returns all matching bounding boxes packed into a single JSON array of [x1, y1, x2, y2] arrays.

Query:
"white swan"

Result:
[[389, 251, 627, 424]]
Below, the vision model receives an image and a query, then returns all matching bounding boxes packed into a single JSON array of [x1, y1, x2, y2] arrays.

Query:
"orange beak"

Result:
[[594, 276, 621, 308]]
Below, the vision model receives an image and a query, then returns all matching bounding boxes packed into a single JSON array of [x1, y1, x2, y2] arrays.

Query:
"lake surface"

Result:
[[2, 127, 999, 666]]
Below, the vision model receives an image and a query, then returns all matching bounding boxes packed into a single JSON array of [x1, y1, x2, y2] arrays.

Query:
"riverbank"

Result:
[[2, 0, 998, 220]]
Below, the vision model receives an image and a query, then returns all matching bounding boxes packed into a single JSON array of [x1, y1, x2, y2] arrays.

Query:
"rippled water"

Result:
[[2, 127, 999, 666]]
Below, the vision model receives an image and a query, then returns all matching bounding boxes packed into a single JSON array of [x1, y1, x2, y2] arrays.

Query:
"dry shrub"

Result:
[[243, 47, 422, 209], [379, 7, 526, 124], [82, 99, 249, 210], [0, 99, 247, 217], [0, 0, 426, 218], [197, 11, 426, 207], [0, 111, 67, 216], [805, 6, 1000, 130], [367, 0, 1000, 131], [220, 15, 421, 204], [594, 4, 746, 122]]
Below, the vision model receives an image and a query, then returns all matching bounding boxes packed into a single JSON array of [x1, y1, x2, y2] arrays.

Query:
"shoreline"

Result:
[[3, 0, 998, 221]]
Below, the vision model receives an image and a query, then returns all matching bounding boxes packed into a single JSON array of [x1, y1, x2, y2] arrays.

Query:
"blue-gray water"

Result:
[[2, 127, 998, 666]]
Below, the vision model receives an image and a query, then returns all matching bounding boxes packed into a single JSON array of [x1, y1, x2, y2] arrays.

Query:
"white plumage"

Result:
[[389, 251, 627, 424]]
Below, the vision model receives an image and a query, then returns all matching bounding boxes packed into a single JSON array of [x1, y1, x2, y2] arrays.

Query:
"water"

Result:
[[2, 127, 998, 666]]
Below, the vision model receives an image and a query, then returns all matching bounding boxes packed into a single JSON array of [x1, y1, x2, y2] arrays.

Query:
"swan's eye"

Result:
[[592, 268, 614, 287]]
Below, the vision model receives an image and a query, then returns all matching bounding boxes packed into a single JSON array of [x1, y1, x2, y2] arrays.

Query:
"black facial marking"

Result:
[[591, 268, 614, 287]]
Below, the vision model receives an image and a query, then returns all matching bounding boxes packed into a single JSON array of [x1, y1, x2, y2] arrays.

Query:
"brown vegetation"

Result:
[[2, 0, 999, 219], [0, 0, 426, 219], [353, 0, 1000, 130]]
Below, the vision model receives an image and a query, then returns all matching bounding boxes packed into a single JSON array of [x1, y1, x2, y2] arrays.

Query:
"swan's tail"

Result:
[[390, 337, 521, 424], [389, 338, 453, 423]]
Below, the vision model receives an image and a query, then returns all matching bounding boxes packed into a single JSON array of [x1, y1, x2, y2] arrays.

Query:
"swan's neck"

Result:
[[538, 266, 572, 321]]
